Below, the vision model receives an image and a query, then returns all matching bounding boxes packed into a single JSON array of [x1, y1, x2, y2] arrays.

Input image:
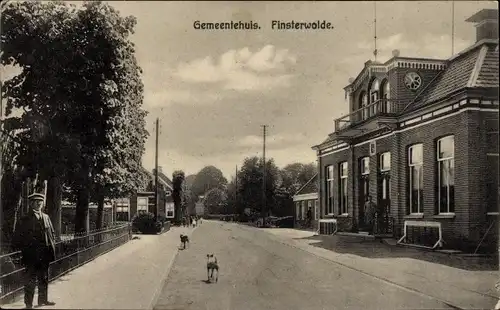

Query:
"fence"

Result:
[[0, 223, 131, 304]]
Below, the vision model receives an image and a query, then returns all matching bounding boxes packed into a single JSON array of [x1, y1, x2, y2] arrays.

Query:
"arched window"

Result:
[[370, 79, 380, 103], [359, 91, 369, 120], [369, 79, 380, 117], [380, 79, 391, 113]]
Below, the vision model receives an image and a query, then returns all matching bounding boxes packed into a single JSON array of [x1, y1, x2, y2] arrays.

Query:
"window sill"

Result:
[[433, 214, 455, 219], [337, 214, 350, 218], [404, 214, 424, 219], [487, 212, 499, 216]]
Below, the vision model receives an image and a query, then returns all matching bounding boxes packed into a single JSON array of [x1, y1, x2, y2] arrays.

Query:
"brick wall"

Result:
[[318, 108, 498, 249]]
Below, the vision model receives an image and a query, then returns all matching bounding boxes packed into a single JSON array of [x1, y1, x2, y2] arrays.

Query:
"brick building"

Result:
[[292, 174, 319, 229], [114, 167, 174, 222], [312, 9, 498, 252]]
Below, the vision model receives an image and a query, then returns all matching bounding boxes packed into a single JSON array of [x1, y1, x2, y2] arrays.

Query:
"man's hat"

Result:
[[28, 193, 45, 201]]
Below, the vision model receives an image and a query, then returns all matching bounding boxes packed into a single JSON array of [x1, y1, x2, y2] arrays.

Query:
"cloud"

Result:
[[238, 133, 308, 149], [143, 89, 222, 108], [344, 33, 472, 67], [173, 45, 297, 91]]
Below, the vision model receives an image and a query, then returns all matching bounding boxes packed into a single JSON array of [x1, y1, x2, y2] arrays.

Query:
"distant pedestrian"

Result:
[[364, 195, 377, 235], [12, 193, 57, 309], [192, 217, 196, 227], [306, 207, 312, 228]]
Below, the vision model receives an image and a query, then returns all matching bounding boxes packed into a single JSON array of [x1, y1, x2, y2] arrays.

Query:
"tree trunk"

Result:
[[75, 186, 90, 236], [96, 193, 105, 230], [46, 176, 62, 241]]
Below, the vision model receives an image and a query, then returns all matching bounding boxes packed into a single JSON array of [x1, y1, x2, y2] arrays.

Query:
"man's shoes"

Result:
[[25, 304, 33, 309], [38, 301, 56, 306]]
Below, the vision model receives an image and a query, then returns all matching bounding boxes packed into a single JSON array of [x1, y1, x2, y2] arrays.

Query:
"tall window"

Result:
[[361, 157, 370, 175], [437, 136, 455, 213], [408, 144, 424, 214], [360, 92, 369, 120], [370, 79, 380, 116], [380, 80, 391, 113], [296, 201, 301, 220], [115, 198, 130, 222], [379, 152, 391, 200], [339, 162, 348, 214], [380, 152, 391, 172], [315, 200, 319, 220], [326, 166, 334, 215], [137, 197, 149, 213]]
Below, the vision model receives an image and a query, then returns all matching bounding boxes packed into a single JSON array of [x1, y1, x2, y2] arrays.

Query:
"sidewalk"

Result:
[[256, 227, 499, 310], [2, 226, 194, 309]]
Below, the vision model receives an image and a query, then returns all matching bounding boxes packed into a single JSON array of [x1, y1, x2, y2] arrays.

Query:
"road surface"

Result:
[[154, 221, 455, 310]]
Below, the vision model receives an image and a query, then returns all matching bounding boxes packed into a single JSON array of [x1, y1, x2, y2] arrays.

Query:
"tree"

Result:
[[1, 1, 149, 235], [280, 163, 316, 195], [171, 170, 185, 223], [236, 157, 281, 217], [191, 166, 228, 198], [203, 188, 228, 215]]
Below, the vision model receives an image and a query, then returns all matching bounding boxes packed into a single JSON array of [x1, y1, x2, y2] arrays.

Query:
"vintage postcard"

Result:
[[0, 1, 498, 309]]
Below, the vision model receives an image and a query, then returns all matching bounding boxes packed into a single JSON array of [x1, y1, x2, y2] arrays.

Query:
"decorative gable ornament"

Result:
[[404, 71, 423, 91]]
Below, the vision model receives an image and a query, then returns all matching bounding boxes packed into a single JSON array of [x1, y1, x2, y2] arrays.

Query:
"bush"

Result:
[[132, 212, 163, 234]]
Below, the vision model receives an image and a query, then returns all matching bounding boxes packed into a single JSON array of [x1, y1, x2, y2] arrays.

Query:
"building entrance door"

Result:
[[358, 176, 369, 231], [377, 173, 391, 234]]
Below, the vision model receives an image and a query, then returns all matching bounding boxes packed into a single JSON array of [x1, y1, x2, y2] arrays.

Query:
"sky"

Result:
[[1, 1, 498, 180]]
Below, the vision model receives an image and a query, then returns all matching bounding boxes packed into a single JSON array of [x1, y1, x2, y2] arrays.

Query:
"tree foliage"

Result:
[[171, 170, 185, 222], [1, 1, 148, 234], [191, 166, 227, 198], [280, 162, 316, 195], [203, 188, 228, 214], [235, 156, 281, 216]]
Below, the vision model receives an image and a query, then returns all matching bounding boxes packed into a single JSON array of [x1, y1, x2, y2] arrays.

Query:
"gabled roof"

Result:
[[408, 40, 498, 111], [157, 171, 173, 190], [294, 173, 318, 196]]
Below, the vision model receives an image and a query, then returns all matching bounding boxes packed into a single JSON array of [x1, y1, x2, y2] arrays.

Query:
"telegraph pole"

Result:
[[235, 165, 238, 215], [154, 118, 159, 219], [261, 125, 267, 223]]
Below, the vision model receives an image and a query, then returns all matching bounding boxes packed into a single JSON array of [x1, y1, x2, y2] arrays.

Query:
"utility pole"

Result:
[[235, 165, 238, 215], [154, 118, 159, 219], [261, 125, 267, 223]]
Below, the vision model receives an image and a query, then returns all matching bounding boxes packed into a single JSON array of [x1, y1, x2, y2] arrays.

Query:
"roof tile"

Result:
[[475, 44, 499, 87]]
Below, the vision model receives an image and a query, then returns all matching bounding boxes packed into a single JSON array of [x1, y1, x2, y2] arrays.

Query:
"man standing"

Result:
[[363, 195, 377, 235], [12, 193, 57, 309], [306, 207, 312, 228]]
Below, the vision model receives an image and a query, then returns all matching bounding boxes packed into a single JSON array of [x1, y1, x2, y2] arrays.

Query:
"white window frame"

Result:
[[326, 165, 334, 215], [408, 144, 424, 215], [361, 157, 370, 175], [379, 152, 391, 172], [137, 197, 149, 213], [437, 136, 455, 214], [339, 162, 348, 215]]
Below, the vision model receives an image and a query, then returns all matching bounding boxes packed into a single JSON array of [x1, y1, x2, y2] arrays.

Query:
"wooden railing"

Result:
[[334, 99, 409, 132]]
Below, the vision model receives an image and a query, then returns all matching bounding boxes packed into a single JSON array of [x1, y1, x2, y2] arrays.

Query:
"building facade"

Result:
[[312, 9, 498, 252], [293, 174, 319, 229], [114, 167, 174, 222]]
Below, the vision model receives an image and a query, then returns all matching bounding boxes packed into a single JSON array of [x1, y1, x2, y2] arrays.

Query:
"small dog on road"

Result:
[[180, 234, 189, 249], [206, 254, 219, 283]]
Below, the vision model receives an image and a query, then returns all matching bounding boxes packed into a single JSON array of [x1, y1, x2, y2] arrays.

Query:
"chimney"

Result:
[[466, 9, 499, 43]]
